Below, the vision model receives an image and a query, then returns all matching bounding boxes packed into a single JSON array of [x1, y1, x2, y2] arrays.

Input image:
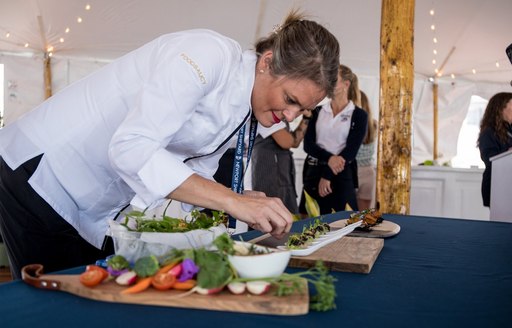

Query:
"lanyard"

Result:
[[229, 115, 258, 229]]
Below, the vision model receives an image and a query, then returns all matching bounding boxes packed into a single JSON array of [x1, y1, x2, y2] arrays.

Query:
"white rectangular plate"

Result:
[[278, 220, 363, 256]]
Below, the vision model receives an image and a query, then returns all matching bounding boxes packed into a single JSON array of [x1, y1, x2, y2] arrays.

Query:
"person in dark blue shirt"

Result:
[[477, 92, 512, 207]]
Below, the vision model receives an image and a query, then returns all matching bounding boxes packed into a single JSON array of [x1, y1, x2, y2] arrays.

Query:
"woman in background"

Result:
[[477, 92, 512, 207], [299, 65, 368, 215], [355, 91, 378, 210]]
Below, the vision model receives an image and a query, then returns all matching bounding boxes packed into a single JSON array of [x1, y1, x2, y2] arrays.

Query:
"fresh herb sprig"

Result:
[[229, 261, 337, 311]]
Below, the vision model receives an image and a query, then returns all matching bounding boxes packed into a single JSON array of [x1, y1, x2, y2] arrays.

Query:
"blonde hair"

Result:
[[360, 90, 377, 144], [339, 65, 360, 106], [255, 9, 340, 98]]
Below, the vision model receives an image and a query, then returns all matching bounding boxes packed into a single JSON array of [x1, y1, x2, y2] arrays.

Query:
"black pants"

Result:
[[299, 160, 358, 216], [0, 155, 113, 279]]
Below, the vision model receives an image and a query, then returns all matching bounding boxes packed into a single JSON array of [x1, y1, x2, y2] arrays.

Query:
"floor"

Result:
[[0, 266, 13, 283]]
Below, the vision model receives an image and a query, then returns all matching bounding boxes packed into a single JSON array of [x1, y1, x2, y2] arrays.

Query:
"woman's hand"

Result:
[[169, 174, 292, 239], [318, 178, 332, 197], [328, 155, 345, 175], [228, 192, 293, 239]]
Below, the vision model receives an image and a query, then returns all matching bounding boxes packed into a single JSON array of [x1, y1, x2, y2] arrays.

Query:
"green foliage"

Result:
[[106, 254, 130, 270], [194, 248, 234, 289], [133, 255, 159, 278], [121, 207, 227, 233]]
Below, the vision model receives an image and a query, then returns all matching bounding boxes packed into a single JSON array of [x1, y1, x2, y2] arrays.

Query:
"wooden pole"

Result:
[[433, 81, 438, 160], [43, 52, 52, 99], [432, 46, 455, 161], [375, 0, 415, 215]]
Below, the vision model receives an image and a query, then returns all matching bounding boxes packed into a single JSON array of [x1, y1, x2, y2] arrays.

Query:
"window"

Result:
[[451, 95, 487, 168]]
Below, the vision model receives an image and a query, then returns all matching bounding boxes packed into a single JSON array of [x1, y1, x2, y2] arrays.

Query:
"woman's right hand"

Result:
[[168, 174, 293, 239], [227, 192, 293, 239]]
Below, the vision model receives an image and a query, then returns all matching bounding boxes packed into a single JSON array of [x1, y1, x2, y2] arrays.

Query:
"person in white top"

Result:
[[0, 10, 340, 278], [299, 65, 368, 215]]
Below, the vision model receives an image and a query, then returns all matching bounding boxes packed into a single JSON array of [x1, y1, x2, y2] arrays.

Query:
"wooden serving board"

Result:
[[21, 264, 309, 316], [253, 235, 384, 274]]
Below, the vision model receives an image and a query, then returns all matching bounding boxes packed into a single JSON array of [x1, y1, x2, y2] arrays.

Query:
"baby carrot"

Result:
[[172, 279, 196, 290], [120, 277, 152, 294]]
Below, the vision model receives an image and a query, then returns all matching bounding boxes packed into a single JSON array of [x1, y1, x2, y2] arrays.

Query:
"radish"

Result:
[[227, 282, 246, 295], [246, 281, 271, 295], [233, 243, 250, 256], [115, 271, 137, 286], [194, 286, 225, 295]]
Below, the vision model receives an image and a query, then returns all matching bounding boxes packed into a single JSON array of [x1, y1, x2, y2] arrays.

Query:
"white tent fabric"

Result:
[[1, 0, 511, 165]]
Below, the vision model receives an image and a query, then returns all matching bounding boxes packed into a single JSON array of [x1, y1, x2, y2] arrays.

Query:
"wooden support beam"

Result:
[[375, 0, 415, 215], [43, 53, 52, 99], [433, 81, 438, 160]]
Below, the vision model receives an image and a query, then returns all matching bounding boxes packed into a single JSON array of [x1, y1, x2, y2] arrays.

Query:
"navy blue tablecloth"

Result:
[[1, 213, 511, 328]]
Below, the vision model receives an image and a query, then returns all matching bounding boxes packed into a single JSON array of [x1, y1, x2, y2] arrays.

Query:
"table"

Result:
[[1, 213, 511, 328]]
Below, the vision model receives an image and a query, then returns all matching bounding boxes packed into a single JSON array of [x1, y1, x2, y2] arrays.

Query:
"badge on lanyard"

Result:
[[229, 115, 257, 230]]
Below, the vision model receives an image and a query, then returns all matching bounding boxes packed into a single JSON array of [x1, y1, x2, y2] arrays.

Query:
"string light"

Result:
[[5, 32, 10, 38], [65, 27, 70, 33], [77, 17, 83, 23], [430, 4, 438, 79], [427, 1, 504, 82], [85, 4, 91, 10]]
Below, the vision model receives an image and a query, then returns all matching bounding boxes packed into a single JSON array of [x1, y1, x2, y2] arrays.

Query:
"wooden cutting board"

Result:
[[252, 235, 384, 274], [21, 264, 309, 316]]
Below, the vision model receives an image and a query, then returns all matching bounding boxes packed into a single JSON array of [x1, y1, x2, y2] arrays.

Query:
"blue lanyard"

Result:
[[229, 115, 258, 228]]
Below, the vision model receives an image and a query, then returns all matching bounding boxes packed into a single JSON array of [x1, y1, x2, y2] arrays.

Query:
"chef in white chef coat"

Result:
[[0, 10, 340, 278]]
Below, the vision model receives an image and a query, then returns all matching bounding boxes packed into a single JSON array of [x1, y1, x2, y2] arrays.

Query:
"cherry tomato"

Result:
[[85, 265, 109, 280], [79, 270, 106, 287], [151, 272, 176, 291]]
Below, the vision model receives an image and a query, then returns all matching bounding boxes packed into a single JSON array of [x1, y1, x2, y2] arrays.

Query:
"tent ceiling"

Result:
[[0, 0, 511, 84]]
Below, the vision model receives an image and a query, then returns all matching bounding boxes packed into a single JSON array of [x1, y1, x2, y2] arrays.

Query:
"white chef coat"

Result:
[[0, 29, 256, 248], [316, 100, 355, 155]]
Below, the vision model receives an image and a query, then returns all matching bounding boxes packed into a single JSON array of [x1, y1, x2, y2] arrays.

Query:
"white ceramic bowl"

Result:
[[227, 242, 291, 279]]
